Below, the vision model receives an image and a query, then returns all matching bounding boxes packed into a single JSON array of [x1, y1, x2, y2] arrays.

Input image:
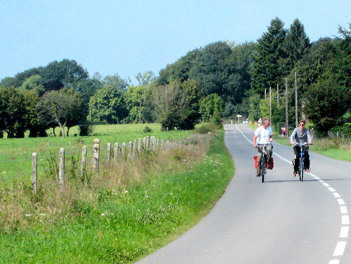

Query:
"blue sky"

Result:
[[1, 0, 350, 84]]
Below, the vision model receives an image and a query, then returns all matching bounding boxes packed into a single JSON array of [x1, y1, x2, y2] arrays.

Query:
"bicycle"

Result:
[[256, 143, 272, 183], [293, 142, 311, 182]]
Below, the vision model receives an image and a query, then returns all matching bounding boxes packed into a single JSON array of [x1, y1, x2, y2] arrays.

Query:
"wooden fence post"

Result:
[[107, 142, 111, 166], [92, 139, 100, 172], [133, 139, 137, 159], [138, 138, 142, 154], [59, 148, 65, 190], [81, 146, 87, 181], [114, 143, 119, 163], [128, 141, 132, 159], [122, 142, 126, 159], [32, 153, 37, 193]]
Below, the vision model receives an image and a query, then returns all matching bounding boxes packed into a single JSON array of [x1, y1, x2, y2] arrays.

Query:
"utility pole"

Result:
[[277, 83, 279, 107], [285, 78, 289, 136], [269, 87, 272, 122], [295, 72, 298, 127]]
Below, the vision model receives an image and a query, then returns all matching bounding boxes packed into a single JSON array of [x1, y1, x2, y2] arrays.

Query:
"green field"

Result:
[[0, 124, 192, 184], [0, 124, 234, 263]]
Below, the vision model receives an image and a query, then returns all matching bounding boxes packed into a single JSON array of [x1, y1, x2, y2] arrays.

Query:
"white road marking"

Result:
[[334, 193, 341, 198], [337, 199, 346, 205], [234, 124, 349, 264], [340, 227, 349, 238], [342, 215, 349, 225], [333, 241, 347, 256], [340, 206, 348, 214]]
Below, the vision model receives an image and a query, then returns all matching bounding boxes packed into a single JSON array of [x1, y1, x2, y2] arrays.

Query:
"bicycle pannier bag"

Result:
[[265, 157, 274, 170]]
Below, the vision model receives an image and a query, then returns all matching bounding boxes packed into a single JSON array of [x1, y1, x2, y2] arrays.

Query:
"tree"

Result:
[[199, 94, 224, 122], [156, 49, 200, 85], [39, 89, 85, 138], [189, 41, 232, 96], [135, 71, 155, 86], [331, 24, 351, 88], [251, 17, 287, 95], [305, 80, 351, 135], [282, 19, 311, 75], [19, 75, 45, 95], [0, 87, 27, 138], [41, 59, 88, 91], [102, 73, 129, 92], [125, 85, 148, 123], [152, 80, 202, 130], [23, 90, 48, 137], [89, 85, 128, 124]]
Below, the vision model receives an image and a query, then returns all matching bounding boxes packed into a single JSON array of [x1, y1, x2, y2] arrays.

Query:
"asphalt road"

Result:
[[137, 124, 351, 264]]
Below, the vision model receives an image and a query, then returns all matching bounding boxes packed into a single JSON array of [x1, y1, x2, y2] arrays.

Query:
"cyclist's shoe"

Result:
[[305, 169, 311, 173]]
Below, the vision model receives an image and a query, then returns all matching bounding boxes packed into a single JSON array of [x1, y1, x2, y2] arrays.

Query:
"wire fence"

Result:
[[0, 136, 175, 192]]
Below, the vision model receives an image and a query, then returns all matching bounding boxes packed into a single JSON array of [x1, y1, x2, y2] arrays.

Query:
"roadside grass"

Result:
[[0, 130, 234, 264], [0, 124, 192, 185], [273, 135, 351, 162]]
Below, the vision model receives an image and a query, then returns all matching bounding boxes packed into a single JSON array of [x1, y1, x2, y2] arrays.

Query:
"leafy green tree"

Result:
[[22, 90, 48, 137], [19, 75, 45, 95], [0, 87, 27, 138], [125, 85, 148, 123], [39, 89, 85, 138], [152, 80, 202, 130], [251, 17, 287, 95], [61, 88, 86, 136], [156, 49, 200, 85], [331, 24, 351, 88], [102, 74, 129, 92], [41, 59, 88, 91], [189, 41, 232, 96], [200, 94, 224, 122], [135, 71, 155, 86], [305, 80, 351, 135], [89, 85, 128, 124]]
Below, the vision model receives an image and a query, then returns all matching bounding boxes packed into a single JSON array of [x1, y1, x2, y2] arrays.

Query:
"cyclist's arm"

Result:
[[253, 134, 258, 148], [306, 129, 313, 144], [290, 128, 297, 145]]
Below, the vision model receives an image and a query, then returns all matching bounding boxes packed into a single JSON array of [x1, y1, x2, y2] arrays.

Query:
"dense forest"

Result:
[[1, 17, 351, 138]]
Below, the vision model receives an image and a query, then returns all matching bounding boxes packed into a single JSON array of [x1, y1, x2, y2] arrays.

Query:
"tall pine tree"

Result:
[[251, 17, 287, 95]]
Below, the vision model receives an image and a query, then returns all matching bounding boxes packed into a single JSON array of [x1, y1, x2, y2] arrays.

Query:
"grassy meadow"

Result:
[[0, 124, 192, 185], [0, 124, 234, 263]]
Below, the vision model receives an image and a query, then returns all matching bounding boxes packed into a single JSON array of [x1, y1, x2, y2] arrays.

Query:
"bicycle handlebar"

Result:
[[256, 143, 272, 148], [292, 142, 313, 147]]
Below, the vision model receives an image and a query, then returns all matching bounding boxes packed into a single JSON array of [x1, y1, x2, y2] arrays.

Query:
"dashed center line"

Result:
[[233, 124, 349, 264]]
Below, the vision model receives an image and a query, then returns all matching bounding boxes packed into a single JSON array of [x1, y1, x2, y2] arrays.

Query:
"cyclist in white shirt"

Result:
[[253, 118, 273, 177]]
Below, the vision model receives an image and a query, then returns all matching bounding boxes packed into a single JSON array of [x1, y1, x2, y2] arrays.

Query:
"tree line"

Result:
[[1, 17, 351, 137]]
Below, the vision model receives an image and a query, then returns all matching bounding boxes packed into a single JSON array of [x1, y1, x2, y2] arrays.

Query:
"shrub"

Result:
[[143, 126, 152, 133], [195, 123, 218, 134], [78, 123, 94, 136]]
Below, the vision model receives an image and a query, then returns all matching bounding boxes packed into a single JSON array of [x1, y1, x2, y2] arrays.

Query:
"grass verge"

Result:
[[274, 135, 351, 162], [0, 131, 234, 264]]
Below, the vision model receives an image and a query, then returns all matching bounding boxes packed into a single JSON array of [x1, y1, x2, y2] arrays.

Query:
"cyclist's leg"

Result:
[[266, 144, 273, 162], [304, 149, 310, 170], [256, 147, 263, 175], [293, 146, 300, 173]]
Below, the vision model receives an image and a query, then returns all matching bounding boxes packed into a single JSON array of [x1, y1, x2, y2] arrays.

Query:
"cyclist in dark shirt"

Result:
[[290, 120, 313, 177]]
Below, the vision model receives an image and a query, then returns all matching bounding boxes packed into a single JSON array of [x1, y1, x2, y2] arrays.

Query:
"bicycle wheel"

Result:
[[299, 157, 304, 182], [261, 157, 266, 183]]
